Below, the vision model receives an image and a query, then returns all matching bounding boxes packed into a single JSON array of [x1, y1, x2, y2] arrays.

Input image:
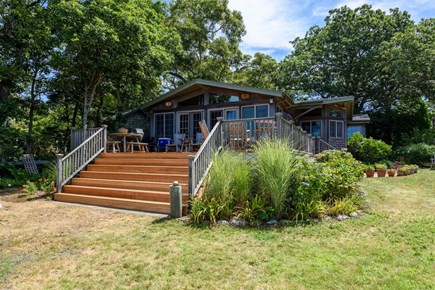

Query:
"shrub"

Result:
[[254, 139, 298, 219], [290, 159, 326, 221], [375, 163, 387, 170], [316, 150, 364, 200], [395, 143, 435, 166], [325, 195, 361, 216], [347, 133, 392, 163]]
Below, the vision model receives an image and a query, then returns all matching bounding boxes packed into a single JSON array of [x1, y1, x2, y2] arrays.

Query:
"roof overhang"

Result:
[[292, 96, 355, 120], [124, 79, 293, 116]]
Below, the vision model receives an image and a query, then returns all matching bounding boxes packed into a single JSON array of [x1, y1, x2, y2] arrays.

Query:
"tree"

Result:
[[51, 0, 179, 130], [168, 0, 246, 86], [231, 52, 278, 90], [276, 4, 434, 144], [276, 5, 415, 112]]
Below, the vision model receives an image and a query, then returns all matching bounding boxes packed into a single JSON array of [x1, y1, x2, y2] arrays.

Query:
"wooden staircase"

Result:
[[54, 152, 192, 214]]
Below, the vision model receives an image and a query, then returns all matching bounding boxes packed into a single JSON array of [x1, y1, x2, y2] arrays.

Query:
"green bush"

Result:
[[347, 133, 392, 163], [0, 163, 37, 188], [316, 150, 364, 200], [395, 143, 435, 166]]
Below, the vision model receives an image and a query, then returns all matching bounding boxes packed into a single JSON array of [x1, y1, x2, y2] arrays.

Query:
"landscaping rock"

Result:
[[279, 219, 291, 226], [266, 219, 278, 226], [349, 212, 359, 218], [336, 214, 349, 221], [177, 216, 190, 223], [217, 220, 229, 226], [0, 203, 3, 210], [322, 216, 333, 222], [230, 217, 246, 227]]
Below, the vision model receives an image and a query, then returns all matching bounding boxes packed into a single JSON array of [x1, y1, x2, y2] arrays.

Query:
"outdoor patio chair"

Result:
[[431, 154, 435, 170], [228, 122, 250, 149]]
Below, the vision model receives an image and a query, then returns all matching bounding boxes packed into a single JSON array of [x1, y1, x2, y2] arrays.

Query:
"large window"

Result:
[[329, 120, 344, 138], [242, 104, 269, 119], [209, 108, 238, 128], [209, 93, 240, 105], [177, 111, 203, 139], [301, 120, 321, 137], [155, 113, 174, 139]]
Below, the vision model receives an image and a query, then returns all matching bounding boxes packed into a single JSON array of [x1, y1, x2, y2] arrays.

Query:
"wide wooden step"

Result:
[[54, 192, 171, 214], [94, 158, 189, 166], [100, 152, 194, 159], [80, 171, 189, 183], [71, 178, 188, 192], [87, 164, 188, 174], [63, 185, 189, 203]]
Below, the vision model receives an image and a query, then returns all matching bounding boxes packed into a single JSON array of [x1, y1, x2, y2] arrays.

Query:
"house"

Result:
[[123, 79, 368, 149]]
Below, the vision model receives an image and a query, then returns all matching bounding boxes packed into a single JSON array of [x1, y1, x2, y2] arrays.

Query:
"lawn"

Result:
[[0, 170, 434, 289]]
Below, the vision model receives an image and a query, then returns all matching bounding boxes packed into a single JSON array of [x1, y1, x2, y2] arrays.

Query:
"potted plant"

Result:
[[387, 168, 396, 177], [375, 163, 387, 177], [364, 164, 375, 178]]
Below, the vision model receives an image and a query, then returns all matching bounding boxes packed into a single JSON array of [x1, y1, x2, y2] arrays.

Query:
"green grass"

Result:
[[0, 170, 434, 289]]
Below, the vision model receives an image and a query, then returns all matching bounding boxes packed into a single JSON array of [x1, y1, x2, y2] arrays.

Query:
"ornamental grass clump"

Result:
[[254, 139, 298, 219], [191, 150, 252, 224]]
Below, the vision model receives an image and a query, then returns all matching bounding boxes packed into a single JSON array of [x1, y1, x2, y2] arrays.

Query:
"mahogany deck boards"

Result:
[[55, 152, 191, 214]]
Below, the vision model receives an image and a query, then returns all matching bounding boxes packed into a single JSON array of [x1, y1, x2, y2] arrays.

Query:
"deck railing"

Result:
[[276, 114, 315, 154], [221, 117, 276, 150], [188, 119, 223, 196], [56, 126, 107, 192], [314, 137, 337, 154], [70, 127, 101, 151]]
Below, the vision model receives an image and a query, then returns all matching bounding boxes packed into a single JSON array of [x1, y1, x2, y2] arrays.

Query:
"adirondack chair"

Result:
[[228, 122, 250, 149], [190, 120, 209, 151], [431, 154, 435, 170]]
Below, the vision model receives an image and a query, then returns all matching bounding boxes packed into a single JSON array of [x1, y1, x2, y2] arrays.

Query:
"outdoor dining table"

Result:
[[108, 132, 142, 152]]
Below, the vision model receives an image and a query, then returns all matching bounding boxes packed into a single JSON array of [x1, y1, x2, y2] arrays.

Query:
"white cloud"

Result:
[[228, 0, 314, 52], [228, 0, 435, 59]]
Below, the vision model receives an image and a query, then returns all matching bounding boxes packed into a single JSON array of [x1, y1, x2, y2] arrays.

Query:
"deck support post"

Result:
[[56, 154, 64, 193], [217, 117, 224, 149], [170, 181, 183, 218], [275, 113, 282, 139]]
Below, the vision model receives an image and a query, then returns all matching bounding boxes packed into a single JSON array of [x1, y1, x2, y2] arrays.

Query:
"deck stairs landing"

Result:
[[54, 152, 191, 214]]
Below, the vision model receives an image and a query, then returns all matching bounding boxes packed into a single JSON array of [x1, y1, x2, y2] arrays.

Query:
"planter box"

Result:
[[376, 169, 387, 177]]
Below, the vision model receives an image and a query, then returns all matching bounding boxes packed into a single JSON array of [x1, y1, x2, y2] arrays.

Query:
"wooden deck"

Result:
[[55, 152, 193, 214]]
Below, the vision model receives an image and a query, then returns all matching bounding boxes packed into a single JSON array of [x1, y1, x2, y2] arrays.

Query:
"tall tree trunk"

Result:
[[26, 68, 39, 154]]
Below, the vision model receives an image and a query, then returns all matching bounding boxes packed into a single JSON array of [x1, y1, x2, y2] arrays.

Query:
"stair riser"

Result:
[[63, 186, 189, 203], [101, 152, 194, 159], [87, 165, 188, 174], [55, 193, 171, 214], [94, 159, 189, 166], [71, 179, 188, 192], [80, 171, 189, 184]]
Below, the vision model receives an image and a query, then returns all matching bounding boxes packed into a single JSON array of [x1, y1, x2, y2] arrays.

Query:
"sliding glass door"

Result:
[[177, 111, 204, 139]]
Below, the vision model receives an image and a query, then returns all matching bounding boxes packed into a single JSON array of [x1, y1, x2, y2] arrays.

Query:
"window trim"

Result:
[[329, 120, 344, 139], [154, 112, 175, 139], [208, 107, 239, 126], [176, 110, 204, 139], [241, 104, 269, 119], [300, 120, 322, 137]]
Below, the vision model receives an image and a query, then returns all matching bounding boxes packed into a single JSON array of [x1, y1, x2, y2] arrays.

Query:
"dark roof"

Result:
[[351, 114, 371, 122], [294, 96, 354, 106], [124, 79, 292, 116]]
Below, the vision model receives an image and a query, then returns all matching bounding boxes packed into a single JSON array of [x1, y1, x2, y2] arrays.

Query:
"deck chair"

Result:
[[191, 120, 209, 151], [228, 122, 250, 149], [431, 154, 435, 170]]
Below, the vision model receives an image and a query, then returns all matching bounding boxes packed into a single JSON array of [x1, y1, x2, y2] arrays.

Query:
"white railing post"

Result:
[[56, 153, 64, 193], [102, 125, 108, 153], [188, 155, 195, 196]]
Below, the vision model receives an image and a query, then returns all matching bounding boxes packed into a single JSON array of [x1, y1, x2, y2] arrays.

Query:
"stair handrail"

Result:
[[276, 113, 316, 154], [314, 137, 337, 154], [188, 118, 223, 197], [56, 125, 107, 192]]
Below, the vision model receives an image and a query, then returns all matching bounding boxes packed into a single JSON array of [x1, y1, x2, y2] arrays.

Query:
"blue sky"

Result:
[[166, 0, 435, 60]]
